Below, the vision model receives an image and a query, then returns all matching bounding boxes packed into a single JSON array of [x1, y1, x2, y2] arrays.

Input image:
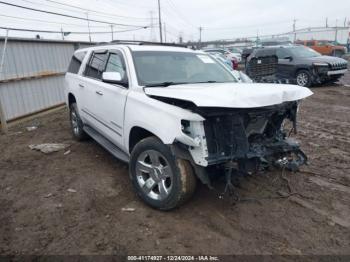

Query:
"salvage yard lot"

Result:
[[1, 84, 350, 255]]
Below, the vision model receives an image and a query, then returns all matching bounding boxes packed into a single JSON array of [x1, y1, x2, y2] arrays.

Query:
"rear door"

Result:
[[65, 50, 87, 110], [79, 50, 109, 134]]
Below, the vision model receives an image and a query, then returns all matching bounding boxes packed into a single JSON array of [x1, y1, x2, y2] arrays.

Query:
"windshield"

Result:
[[289, 46, 321, 58], [133, 51, 237, 86]]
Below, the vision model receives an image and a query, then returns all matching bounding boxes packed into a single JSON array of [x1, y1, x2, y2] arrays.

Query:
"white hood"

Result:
[[145, 83, 313, 108]]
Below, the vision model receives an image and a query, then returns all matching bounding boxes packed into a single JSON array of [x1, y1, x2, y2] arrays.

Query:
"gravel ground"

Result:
[[0, 80, 350, 256]]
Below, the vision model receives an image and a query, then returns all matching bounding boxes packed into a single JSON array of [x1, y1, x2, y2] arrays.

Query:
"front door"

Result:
[[93, 50, 129, 149]]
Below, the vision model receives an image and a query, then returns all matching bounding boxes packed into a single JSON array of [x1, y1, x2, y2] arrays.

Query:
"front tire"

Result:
[[296, 70, 312, 87], [129, 137, 197, 210]]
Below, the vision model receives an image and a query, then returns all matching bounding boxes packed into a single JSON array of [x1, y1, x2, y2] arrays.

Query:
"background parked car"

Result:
[[226, 46, 243, 62], [202, 48, 241, 63], [208, 53, 252, 82], [295, 40, 347, 57], [246, 45, 348, 87], [207, 52, 234, 69]]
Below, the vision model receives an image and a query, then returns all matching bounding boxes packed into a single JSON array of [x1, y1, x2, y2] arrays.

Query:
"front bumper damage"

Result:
[[177, 101, 308, 186], [312, 62, 348, 83]]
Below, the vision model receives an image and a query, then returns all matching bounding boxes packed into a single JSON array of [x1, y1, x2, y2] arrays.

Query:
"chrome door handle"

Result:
[[95, 91, 103, 96], [79, 84, 84, 88]]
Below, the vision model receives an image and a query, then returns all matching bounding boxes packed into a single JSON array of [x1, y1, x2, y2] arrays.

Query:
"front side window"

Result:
[[288, 46, 321, 58], [133, 51, 237, 86], [105, 53, 126, 79], [84, 52, 108, 80], [67, 51, 86, 74], [276, 49, 290, 59]]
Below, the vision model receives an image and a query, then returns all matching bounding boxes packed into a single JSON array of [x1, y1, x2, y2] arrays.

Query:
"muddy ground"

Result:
[[1, 82, 350, 256]]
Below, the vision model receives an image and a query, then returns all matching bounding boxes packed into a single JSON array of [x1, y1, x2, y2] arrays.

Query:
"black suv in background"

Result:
[[246, 45, 348, 87]]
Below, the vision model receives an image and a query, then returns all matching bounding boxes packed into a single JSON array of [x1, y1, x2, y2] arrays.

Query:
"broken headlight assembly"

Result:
[[179, 119, 209, 166]]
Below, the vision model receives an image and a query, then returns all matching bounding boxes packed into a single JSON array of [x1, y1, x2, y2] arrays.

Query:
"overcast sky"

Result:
[[0, 0, 349, 42]]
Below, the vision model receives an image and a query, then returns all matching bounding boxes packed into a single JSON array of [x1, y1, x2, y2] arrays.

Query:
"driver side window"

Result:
[[105, 53, 126, 80]]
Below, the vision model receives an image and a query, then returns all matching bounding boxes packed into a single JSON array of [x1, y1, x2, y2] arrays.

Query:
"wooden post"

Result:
[[0, 29, 9, 133]]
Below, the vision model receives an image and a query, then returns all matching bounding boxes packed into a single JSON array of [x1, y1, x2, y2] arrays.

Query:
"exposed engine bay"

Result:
[[193, 101, 307, 172], [151, 95, 308, 179]]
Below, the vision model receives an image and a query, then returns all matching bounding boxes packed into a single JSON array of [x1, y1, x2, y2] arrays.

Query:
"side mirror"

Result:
[[102, 72, 122, 83]]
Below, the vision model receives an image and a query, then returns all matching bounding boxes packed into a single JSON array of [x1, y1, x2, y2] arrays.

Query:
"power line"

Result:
[[0, 13, 108, 28], [20, 0, 89, 15], [43, 0, 150, 20], [0, 26, 149, 34], [0, 1, 148, 27], [167, 0, 196, 28], [204, 20, 292, 30]]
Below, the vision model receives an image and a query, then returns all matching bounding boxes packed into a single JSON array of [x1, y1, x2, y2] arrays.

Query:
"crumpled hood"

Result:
[[145, 83, 313, 108]]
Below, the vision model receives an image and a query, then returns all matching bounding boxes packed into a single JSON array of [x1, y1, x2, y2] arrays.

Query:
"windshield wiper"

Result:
[[144, 82, 187, 87], [193, 80, 219, 83]]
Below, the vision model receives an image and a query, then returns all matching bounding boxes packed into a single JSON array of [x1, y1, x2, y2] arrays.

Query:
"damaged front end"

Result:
[[181, 101, 307, 175]]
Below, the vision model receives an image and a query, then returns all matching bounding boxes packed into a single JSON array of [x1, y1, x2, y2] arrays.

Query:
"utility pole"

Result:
[[199, 26, 202, 48], [61, 27, 64, 40], [163, 23, 166, 42], [293, 19, 297, 42], [86, 12, 92, 42], [157, 0, 163, 42], [326, 17, 328, 27], [110, 24, 114, 41], [335, 19, 338, 42]]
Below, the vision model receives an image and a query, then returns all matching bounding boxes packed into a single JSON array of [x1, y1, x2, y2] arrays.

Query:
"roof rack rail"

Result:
[[96, 40, 187, 48]]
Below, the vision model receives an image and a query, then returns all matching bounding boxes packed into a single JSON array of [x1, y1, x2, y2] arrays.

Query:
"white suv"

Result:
[[65, 42, 312, 210]]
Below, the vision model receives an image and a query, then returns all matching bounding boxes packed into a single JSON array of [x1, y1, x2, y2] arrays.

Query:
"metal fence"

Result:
[[0, 37, 92, 131], [196, 26, 350, 49]]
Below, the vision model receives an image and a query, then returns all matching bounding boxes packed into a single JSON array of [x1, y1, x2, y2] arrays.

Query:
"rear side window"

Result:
[[67, 51, 86, 74], [84, 52, 109, 80], [306, 41, 313, 46]]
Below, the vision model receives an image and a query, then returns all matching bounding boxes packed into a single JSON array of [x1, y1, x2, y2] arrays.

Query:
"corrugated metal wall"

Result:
[[0, 38, 92, 121]]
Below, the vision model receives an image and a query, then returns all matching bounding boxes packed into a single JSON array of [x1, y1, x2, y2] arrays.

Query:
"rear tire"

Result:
[[69, 103, 89, 141], [129, 137, 197, 210], [296, 70, 312, 87]]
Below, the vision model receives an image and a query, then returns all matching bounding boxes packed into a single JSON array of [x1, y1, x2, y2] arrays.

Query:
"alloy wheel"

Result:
[[71, 110, 80, 136], [296, 72, 309, 86], [135, 150, 173, 201]]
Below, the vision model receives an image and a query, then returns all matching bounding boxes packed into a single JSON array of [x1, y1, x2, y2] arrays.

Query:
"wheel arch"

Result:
[[295, 66, 312, 76], [128, 126, 163, 154], [68, 92, 77, 107]]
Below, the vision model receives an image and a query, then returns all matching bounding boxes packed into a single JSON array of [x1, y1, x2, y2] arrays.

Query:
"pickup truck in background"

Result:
[[295, 40, 347, 57]]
